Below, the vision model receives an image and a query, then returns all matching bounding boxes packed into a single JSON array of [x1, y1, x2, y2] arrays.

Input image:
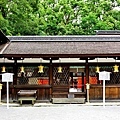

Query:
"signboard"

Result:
[[99, 71, 110, 80], [99, 71, 111, 108], [0, 73, 14, 109], [2, 73, 14, 82]]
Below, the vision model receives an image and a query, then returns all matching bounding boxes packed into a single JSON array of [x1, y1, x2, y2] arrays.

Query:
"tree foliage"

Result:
[[1, 0, 120, 35]]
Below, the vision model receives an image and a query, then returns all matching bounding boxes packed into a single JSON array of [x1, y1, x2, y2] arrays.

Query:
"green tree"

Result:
[[1, 0, 120, 35]]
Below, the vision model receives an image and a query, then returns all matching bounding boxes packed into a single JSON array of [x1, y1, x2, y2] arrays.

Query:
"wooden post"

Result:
[[13, 59, 18, 100], [85, 59, 89, 84], [85, 59, 89, 101], [49, 59, 53, 101], [82, 72, 84, 92], [13, 59, 17, 85]]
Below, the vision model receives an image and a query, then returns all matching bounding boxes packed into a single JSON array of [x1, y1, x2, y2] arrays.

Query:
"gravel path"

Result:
[[0, 105, 120, 120]]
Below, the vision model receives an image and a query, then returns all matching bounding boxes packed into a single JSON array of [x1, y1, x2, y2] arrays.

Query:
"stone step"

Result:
[[52, 98, 85, 104]]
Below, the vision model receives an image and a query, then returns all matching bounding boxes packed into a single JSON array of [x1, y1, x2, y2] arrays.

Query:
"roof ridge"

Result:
[[7, 35, 120, 42]]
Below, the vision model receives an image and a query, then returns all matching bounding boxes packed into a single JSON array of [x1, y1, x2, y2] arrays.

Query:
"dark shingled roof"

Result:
[[2, 35, 120, 58]]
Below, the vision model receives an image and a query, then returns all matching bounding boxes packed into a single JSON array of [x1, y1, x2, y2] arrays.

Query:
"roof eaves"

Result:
[[0, 30, 10, 43], [0, 42, 10, 54]]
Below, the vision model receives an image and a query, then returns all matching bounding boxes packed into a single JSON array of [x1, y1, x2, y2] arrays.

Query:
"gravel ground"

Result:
[[0, 105, 120, 120]]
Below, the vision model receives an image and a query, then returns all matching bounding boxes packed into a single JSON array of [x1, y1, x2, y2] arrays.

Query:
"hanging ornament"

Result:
[[96, 66, 100, 73], [2, 58, 6, 72], [20, 66, 25, 73], [96, 58, 100, 73], [38, 65, 44, 73], [113, 65, 119, 72], [58, 58, 62, 73], [20, 59, 25, 73], [58, 66, 62, 73], [1, 66, 6, 72]]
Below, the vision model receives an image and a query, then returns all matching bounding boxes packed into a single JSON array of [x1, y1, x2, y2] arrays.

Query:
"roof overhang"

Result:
[[1, 35, 120, 59]]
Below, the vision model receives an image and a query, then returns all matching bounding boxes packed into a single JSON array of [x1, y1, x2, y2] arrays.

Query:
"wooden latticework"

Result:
[[89, 66, 120, 85], [53, 66, 69, 85], [17, 66, 49, 85]]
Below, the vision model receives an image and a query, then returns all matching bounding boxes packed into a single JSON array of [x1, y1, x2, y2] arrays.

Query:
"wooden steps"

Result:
[[52, 85, 86, 103], [52, 85, 69, 98]]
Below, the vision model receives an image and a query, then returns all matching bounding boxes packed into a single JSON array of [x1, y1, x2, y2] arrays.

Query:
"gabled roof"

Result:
[[0, 30, 10, 55], [1, 35, 120, 58], [0, 30, 10, 44]]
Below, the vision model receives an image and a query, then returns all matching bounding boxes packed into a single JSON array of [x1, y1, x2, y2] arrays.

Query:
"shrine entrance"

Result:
[[52, 65, 86, 103]]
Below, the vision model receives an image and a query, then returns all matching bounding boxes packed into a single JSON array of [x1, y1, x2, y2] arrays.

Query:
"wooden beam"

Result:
[[2, 54, 120, 58], [7, 57, 24, 60], [43, 57, 59, 60]]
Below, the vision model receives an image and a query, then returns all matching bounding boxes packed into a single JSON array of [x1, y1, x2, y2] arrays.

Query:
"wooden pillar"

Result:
[[82, 72, 84, 92], [13, 59, 18, 100], [85, 59, 89, 84], [85, 59, 89, 101], [49, 59, 53, 101], [13, 59, 18, 85]]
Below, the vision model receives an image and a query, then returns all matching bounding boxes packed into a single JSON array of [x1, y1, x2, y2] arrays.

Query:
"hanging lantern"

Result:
[[113, 65, 119, 72], [1, 66, 6, 72], [58, 66, 62, 73], [20, 59, 25, 73], [58, 58, 62, 73], [2, 58, 6, 72], [96, 66, 100, 73], [96, 58, 100, 73], [38, 65, 44, 73], [20, 66, 25, 73]]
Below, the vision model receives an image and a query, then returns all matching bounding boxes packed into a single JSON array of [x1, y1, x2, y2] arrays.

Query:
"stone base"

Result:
[[52, 98, 85, 104]]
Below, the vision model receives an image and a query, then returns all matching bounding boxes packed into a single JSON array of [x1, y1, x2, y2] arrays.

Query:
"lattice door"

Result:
[[53, 66, 69, 85]]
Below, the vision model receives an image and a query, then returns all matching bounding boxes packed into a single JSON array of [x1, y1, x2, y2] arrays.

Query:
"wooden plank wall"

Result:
[[90, 85, 120, 100], [10, 85, 51, 101]]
